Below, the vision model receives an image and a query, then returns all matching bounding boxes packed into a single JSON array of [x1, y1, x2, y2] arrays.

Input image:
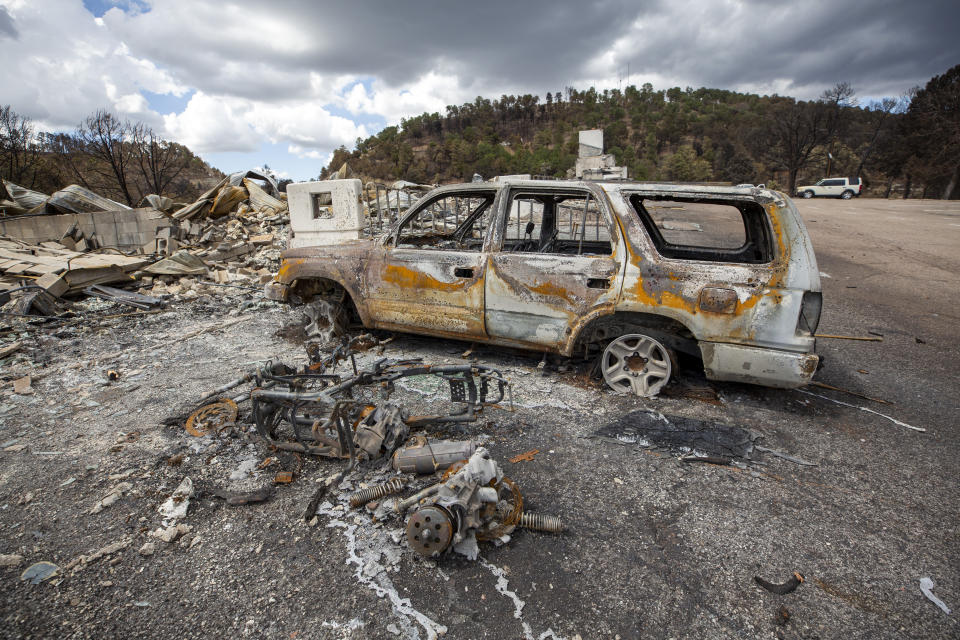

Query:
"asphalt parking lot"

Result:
[[0, 196, 957, 639]]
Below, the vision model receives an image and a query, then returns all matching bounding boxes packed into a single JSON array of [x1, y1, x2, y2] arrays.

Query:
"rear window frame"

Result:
[[625, 193, 775, 264]]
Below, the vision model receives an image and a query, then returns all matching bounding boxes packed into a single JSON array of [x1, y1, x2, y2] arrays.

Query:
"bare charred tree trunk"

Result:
[[903, 174, 912, 199], [788, 167, 800, 195], [941, 163, 959, 200], [131, 123, 191, 197], [0, 105, 40, 187], [76, 110, 137, 206]]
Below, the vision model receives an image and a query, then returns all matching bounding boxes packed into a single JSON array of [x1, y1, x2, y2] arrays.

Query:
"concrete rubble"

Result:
[[0, 170, 289, 316]]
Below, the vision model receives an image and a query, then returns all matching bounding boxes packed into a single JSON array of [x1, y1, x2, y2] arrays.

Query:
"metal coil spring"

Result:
[[349, 477, 405, 508], [519, 512, 564, 533]]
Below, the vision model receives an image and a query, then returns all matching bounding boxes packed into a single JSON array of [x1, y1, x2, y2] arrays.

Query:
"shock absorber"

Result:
[[349, 477, 405, 508], [518, 512, 564, 533]]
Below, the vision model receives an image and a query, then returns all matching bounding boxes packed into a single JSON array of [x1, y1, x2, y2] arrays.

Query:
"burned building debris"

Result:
[[0, 170, 289, 317], [167, 331, 562, 562]]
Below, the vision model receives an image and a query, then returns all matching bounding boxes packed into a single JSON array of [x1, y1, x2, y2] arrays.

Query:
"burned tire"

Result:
[[802, 190, 814, 199], [304, 297, 350, 342], [840, 190, 854, 200], [601, 334, 672, 397]]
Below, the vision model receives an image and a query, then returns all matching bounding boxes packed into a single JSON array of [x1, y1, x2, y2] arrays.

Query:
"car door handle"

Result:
[[454, 267, 474, 278], [587, 277, 611, 289]]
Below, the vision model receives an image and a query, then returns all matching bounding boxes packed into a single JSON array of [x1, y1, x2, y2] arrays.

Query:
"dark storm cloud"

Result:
[[105, 0, 646, 92], [606, 0, 960, 97], [106, 0, 958, 101], [274, 0, 647, 86], [0, 5, 19, 40]]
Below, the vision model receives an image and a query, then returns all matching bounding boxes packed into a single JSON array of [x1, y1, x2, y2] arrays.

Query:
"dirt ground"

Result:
[[0, 197, 958, 639]]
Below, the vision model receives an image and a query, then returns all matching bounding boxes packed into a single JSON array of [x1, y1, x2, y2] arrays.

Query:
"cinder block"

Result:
[[35, 272, 68, 298], [287, 179, 364, 248]]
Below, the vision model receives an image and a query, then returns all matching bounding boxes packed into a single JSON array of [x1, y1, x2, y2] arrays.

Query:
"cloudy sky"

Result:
[[1, 0, 957, 180]]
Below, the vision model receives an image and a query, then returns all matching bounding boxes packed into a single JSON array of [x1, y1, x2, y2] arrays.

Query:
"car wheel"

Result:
[[803, 190, 814, 199], [841, 190, 853, 200], [304, 296, 350, 342], [601, 334, 672, 397]]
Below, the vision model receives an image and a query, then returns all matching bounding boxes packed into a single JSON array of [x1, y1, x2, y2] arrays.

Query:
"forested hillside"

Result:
[[324, 65, 960, 199]]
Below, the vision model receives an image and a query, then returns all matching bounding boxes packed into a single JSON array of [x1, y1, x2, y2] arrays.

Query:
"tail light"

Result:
[[797, 291, 822, 335]]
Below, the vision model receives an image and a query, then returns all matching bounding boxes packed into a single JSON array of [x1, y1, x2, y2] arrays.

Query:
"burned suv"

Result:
[[267, 180, 821, 396]]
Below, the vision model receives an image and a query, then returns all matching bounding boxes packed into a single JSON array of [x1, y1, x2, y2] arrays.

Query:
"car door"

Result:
[[823, 179, 843, 196], [366, 189, 497, 339], [484, 185, 623, 350]]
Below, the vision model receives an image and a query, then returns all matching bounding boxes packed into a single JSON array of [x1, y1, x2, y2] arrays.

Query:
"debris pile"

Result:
[[1, 180, 130, 215], [170, 332, 563, 562], [250, 356, 508, 459], [0, 170, 288, 317], [400, 447, 523, 559]]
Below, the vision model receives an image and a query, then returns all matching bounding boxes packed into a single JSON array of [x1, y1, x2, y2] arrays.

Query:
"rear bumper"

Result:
[[700, 342, 818, 389]]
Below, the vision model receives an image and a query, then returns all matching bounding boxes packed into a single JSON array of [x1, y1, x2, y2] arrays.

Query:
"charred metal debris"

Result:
[[250, 350, 509, 461], [175, 333, 563, 559], [181, 333, 510, 462]]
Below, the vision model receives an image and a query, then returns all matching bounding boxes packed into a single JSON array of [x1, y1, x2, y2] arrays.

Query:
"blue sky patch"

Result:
[[142, 89, 194, 116], [82, 0, 150, 18]]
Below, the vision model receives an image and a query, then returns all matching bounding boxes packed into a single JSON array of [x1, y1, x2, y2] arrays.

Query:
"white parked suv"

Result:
[[796, 177, 862, 199]]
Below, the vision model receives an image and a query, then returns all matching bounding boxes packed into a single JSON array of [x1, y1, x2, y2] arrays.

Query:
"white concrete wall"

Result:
[[287, 179, 364, 248], [578, 129, 604, 158], [0, 207, 170, 250]]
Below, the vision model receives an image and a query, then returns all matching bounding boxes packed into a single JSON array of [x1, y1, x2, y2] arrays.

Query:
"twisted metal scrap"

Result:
[[185, 398, 238, 437], [250, 357, 509, 460], [440, 459, 523, 541]]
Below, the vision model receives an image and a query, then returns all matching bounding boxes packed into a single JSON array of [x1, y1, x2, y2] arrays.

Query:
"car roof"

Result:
[[432, 180, 772, 197]]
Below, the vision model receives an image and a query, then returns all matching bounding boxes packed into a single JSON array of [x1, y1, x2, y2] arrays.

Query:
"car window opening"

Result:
[[502, 192, 613, 256], [395, 192, 495, 251], [628, 194, 772, 263]]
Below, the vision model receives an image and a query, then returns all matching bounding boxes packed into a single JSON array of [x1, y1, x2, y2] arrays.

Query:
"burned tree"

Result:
[[903, 64, 960, 199], [130, 123, 193, 198], [74, 110, 137, 206], [0, 105, 40, 187], [755, 83, 855, 194], [855, 95, 908, 179]]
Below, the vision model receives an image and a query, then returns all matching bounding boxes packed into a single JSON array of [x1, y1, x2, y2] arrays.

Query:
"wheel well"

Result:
[[573, 312, 699, 358], [290, 278, 360, 320]]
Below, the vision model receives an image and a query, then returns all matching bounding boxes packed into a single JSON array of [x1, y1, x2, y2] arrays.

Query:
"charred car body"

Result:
[[266, 179, 821, 395]]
